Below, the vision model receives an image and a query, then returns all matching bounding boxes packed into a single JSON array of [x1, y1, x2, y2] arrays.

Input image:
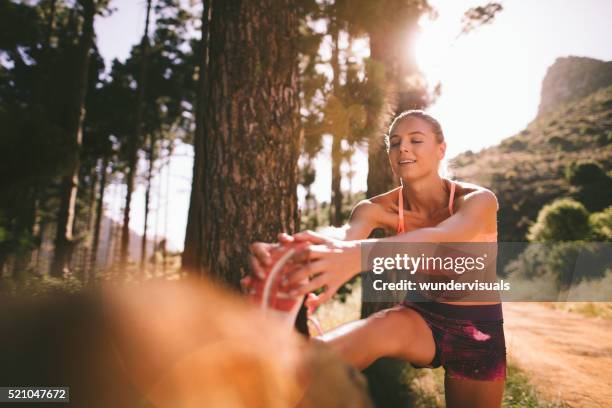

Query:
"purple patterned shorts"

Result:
[[401, 298, 506, 381]]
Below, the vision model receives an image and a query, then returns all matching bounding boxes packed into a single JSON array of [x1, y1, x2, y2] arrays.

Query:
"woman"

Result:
[[248, 110, 506, 408]]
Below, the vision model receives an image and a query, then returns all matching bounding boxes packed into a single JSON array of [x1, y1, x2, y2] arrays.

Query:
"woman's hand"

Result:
[[242, 233, 294, 290], [280, 230, 361, 308], [246, 232, 296, 277], [243, 231, 328, 290]]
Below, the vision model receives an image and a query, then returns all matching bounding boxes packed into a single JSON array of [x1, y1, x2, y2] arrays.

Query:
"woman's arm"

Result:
[[337, 200, 387, 241], [371, 188, 498, 244], [246, 199, 383, 284], [284, 189, 498, 303]]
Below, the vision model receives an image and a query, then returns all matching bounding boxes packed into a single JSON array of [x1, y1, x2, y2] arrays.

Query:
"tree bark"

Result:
[[361, 11, 432, 406], [365, 16, 426, 200], [182, 0, 211, 273], [119, 0, 152, 270], [183, 0, 302, 290], [362, 23, 427, 317], [50, 0, 96, 278], [11, 193, 37, 280], [44, 0, 57, 49], [140, 133, 156, 275], [330, 18, 343, 227], [89, 158, 107, 285]]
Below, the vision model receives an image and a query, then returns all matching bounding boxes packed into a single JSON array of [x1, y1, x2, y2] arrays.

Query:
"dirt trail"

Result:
[[504, 303, 612, 408]]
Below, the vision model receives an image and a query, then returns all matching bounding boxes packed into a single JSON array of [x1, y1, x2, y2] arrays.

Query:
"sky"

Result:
[[95, 0, 612, 250]]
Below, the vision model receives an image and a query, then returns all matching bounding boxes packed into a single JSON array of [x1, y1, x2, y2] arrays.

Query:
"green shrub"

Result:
[[565, 160, 612, 212], [527, 198, 591, 242], [547, 135, 574, 151], [505, 242, 609, 290], [590, 206, 612, 241], [501, 139, 526, 152], [504, 244, 550, 280], [596, 131, 611, 146], [548, 242, 605, 288], [565, 160, 607, 186]]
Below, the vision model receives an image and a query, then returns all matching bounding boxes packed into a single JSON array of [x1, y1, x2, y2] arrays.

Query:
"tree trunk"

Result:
[[44, 0, 57, 48], [362, 17, 428, 316], [140, 133, 156, 275], [162, 155, 171, 275], [362, 12, 431, 407], [50, 0, 96, 278], [119, 0, 152, 270], [89, 158, 107, 285], [82, 161, 99, 275], [183, 0, 302, 289], [365, 28, 398, 200], [182, 0, 211, 273], [366, 140, 397, 199], [153, 158, 166, 276], [11, 192, 37, 281], [365, 15, 427, 200], [330, 18, 343, 227]]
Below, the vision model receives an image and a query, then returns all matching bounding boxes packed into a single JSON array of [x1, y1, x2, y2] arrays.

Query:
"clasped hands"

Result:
[[246, 231, 361, 309]]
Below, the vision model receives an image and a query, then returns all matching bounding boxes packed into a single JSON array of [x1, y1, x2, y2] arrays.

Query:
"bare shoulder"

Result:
[[350, 189, 392, 219], [451, 179, 499, 212], [349, 188, 401, 231], [368, 187, 401, 206]]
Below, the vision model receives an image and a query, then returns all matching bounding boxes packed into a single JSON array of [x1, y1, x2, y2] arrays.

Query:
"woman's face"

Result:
[[387, 117, 446, 181]]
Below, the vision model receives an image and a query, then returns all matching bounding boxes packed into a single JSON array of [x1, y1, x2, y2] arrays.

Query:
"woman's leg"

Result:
[[314, 305, 436, 371], [444, 377, 505, 408]]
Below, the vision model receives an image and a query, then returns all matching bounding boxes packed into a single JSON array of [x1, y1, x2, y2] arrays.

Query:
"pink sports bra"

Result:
[[396, 179, 497, 242]]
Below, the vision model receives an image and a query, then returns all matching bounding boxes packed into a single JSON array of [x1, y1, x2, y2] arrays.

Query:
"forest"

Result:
[[0, 0, 504, 287]]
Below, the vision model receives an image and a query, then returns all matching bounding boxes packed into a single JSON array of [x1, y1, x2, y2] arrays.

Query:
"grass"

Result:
[[398, 364, 569, 408], [313, 281, 568, 408], [0, 274, 84, 296], [502, 365, 568, 408], [0, 254, 186, 297], [405, 367, 445, 408], [310, 278, 362, 332], [546, 301, 612, 319]]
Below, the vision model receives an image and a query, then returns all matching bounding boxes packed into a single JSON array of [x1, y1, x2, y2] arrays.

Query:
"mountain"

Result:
[[451, 56, 612, 242], [93, 215, 158, 270], [538, 57, 612, 116]]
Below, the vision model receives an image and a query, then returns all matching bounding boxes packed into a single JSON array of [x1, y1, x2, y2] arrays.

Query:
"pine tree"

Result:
[[119, 0, 153, 270], [51, 0, 106, 277], [182, 0, 302, 290]]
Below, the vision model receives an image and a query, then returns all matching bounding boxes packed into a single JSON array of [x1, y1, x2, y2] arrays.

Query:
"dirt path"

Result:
[[504, 303, 612, 408]]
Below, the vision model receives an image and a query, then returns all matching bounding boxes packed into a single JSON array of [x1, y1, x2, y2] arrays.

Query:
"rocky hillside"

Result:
[[451, 57, 612, 241], [538, 56, 612, 116]]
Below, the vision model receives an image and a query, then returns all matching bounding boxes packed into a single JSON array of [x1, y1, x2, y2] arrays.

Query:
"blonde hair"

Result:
[[384, 110, 452, 179]]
